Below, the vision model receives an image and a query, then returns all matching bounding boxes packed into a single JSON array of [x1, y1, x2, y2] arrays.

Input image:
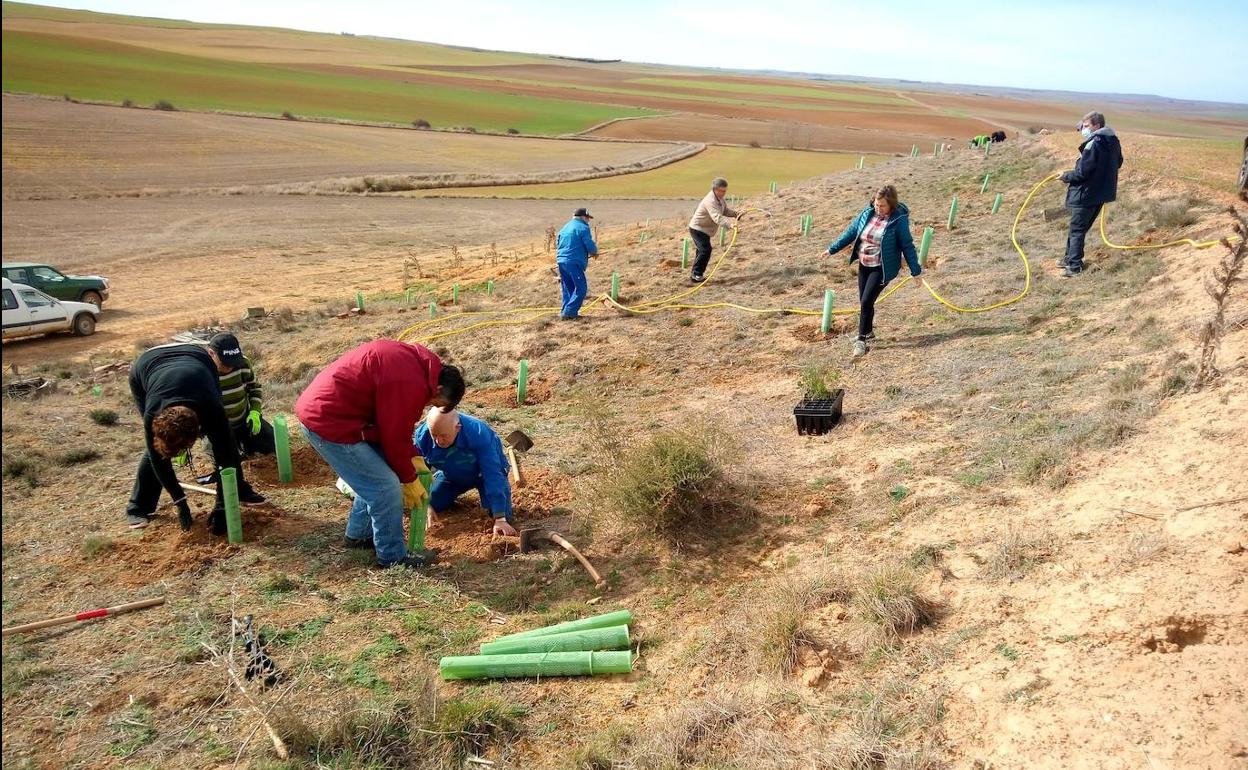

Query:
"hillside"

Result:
[[2, 128, 1245, 769]]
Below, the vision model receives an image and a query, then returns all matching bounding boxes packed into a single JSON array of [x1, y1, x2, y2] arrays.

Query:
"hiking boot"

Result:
[[127, 513, 153, 530], [852, 339, 868, 358], [195, 471, 218, 485], [690, 273, 706, 284], [343, 535, 374, 549], [559, 314, 581, 321], [238, 484, 267, 507], [378, 550, 439, 569], [1061, 265, 1083, 278], [1055, 257, 1069, 268]]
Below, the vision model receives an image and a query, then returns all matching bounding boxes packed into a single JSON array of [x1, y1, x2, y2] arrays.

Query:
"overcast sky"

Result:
[[30, 0, 1248, 103]]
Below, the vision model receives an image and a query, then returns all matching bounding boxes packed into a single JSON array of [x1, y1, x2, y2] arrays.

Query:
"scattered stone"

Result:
[[1223, 537, 1244, 555]]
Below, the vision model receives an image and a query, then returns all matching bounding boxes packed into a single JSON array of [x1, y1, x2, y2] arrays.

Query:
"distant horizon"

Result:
[[9, 0, 1248, 104]]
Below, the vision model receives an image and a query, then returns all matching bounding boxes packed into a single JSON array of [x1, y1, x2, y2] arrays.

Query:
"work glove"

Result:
[[401, 480, 428, 510], [176, 499, 193, 531], [172, 450, 190, 467], [412, 456, 430, 475], [246, 410, 262, 436]]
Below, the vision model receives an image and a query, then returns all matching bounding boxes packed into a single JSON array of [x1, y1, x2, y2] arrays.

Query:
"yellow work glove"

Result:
[[401, 480, 427, 510], [412, 456, 430, 475]]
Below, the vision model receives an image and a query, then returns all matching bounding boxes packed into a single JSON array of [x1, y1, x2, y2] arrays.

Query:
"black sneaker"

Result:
[[343, 535, 374, 549], [195, 471, 218, 485], [238, 485, 267, 506], [378, 550, 439, 569], [863, 331, 876, 341], [1061, 266, 1082, 278], [1055, 258, 1069, 268], [690, 273, 706, 284], [127, 513, 153, 530]]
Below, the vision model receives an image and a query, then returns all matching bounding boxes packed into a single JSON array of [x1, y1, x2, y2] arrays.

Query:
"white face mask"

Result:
[[1080, 126, 1094, 139]]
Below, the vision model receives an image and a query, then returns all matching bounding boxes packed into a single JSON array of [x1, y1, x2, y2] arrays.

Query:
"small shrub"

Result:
[[748, 139, 762, 148], [1148, 197, 1198, 230], [1108, 363, 1146, 394], [82, 535, 115, 558], [852, 564, 936, 641], [884, 384, 902, 398], [798, 363, 840, 399], [2, 453, 41, 481], [58, 448, 100, 466], [888, 484, 910, 502], [107, 703, 156, 758], [90, 409, 119, 426], [429, 697, 525, 764], [676, 316, 694, 327], [985, 527, 1054, 580], [121, 98, 134, 108], [600, 420, 745, 541], [152, 99, 176, 111], [506, 127, 520, 135], [260, 573, 300, 597], [281, 110, 296, 120], [412, 118, 431, 129]]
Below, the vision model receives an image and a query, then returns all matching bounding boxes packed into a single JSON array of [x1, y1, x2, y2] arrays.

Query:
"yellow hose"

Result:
[[399, 173, 1234, 344]]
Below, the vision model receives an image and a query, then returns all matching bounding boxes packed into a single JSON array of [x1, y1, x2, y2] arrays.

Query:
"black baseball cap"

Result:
[[573, 207, 594, 219], [209, 332, 245, 369]]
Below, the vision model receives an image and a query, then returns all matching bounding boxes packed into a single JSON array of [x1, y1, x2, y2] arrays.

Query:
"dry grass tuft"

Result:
[[852, 565, 937, 642], [984, 527, 1056, 580]]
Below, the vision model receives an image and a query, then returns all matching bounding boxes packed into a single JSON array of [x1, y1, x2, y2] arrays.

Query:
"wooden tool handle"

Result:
[[545, 532, 606, 588], [2, 597, 166, 637]]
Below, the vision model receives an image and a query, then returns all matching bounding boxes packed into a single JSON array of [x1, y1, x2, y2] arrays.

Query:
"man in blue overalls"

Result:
[[555, 207, 598, 320], [414, 408, 518, 536]]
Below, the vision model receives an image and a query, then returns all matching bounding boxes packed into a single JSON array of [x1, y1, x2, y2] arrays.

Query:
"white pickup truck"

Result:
[[2, 277, 100, 340]]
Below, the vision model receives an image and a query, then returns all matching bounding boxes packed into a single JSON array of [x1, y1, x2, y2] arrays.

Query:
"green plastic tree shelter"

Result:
[[452, 284, 459, 304], [992, 193, 1004, 214], [516, 359, 529, 406], [220, 467, 243, 544], [429, 302, 437, 318], [274, 414, 293, 483], [407, 470, 433, 552], [355, 291, 364, 312], [487, 280, 495, 295], [492, 609, 635, 643], [480, 624, 630, 656], [857, 156, 865, 170], [610, 272, 620, 302], [440, 651, 632, 680], [682, 237, 689, 263], [981, 173, 991, 194], [947, 195, 959, 230], [820, 289, 835, 335], [918, 227, 935, 266]]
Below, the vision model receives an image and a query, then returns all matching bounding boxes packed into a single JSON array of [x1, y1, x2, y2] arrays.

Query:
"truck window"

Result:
[[2, 289, 16, 310], [18, 289, 52, 307], [8, 268, 30, 284], [32, 267, 65, 282]]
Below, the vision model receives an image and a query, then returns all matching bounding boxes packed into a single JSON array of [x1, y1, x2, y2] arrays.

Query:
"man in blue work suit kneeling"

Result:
[[414, 408, 519, 536]]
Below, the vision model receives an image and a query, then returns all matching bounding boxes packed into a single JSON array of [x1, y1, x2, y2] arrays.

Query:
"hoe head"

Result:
[[505, 430, 534, 453], [518, 528, 545, 554]]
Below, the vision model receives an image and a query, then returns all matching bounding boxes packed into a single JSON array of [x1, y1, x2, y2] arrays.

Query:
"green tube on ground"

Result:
[[682, 237, 689, 262], [220, 467, 242, 544], [274, 414, 293, 483], [487, 279, 494, 295], [406, 288, 413, 305], [610, 272, 620, 302], [408, 470, 432, 552], [911, 144, 918, 157], [820, 289, 835, 335], [933, 142, 939, 156], [857, 155, 864, 170], [429, 302, 437, 318], [440, 651, 632, 680], [452, 284, 459, 304], [492, 609, 635, 642], [719, 228, 726, 246], [981, 173, 991, 194], [992, 192, 1003, 214], [516, 359, 529, 406], [355, 291, 364, 312], [918, 227, 934, 266], [480, 624, 630, 656], [947, 195, 959, 230]]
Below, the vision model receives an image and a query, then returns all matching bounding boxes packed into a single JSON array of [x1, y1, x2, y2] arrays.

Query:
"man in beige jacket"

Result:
[[687, 177, 743, 283]]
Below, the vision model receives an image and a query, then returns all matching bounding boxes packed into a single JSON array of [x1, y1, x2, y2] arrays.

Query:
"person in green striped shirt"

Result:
[[194, 332, 274, 483]]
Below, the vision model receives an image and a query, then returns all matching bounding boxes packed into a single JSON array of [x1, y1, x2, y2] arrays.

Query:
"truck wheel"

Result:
[[81, 290, 103, 308], [72, 313, 96, 337]]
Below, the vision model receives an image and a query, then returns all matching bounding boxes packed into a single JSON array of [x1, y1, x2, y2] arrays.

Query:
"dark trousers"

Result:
[[236, 418, 276, 457], [689, 228, 713, 276], [1064, 203, 1103, 270], [858, 264, 886, 340], [127, 453, 254, 515]]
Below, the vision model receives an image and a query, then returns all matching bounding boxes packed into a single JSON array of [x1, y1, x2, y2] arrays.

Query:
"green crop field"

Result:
[[0, 28, 654, 134], [631, 77, 911, 106], [409, 146, 888, 199]]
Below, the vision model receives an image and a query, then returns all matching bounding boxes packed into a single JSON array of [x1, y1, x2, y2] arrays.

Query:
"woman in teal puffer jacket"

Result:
[[826, 185, 923, 357]]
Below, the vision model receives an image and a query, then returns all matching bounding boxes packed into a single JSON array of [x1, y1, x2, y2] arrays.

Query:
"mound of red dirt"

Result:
[[246, 444, 337, 488]]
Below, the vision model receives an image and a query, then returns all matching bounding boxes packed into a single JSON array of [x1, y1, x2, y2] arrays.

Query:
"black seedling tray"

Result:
[[793, 389, 845, 435]]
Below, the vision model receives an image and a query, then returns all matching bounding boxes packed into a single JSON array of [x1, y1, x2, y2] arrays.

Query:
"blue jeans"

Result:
[[557, 261, 588, 318], [429, 471, 485, 514], [303, 427, 407, 565]]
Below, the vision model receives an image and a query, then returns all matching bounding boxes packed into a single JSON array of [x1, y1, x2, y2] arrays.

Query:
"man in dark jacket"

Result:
[[295, 340, 464, 569], [1058, 111, 1124, 277], [127, 344, 265, 532]]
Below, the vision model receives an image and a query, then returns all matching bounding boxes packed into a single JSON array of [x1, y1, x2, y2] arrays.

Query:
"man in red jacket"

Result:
[[296, 340, 465, 568]]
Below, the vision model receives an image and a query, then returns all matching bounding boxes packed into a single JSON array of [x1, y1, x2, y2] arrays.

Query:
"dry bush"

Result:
[[984, 527, 1056, 580], [598, 419, 748, 543], [852, 565, 936, 642], [823, 679, 945, 770], [413, 118, 431, 129], [1146, 196, 1198, 230], [152, 99, 175, 111]]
